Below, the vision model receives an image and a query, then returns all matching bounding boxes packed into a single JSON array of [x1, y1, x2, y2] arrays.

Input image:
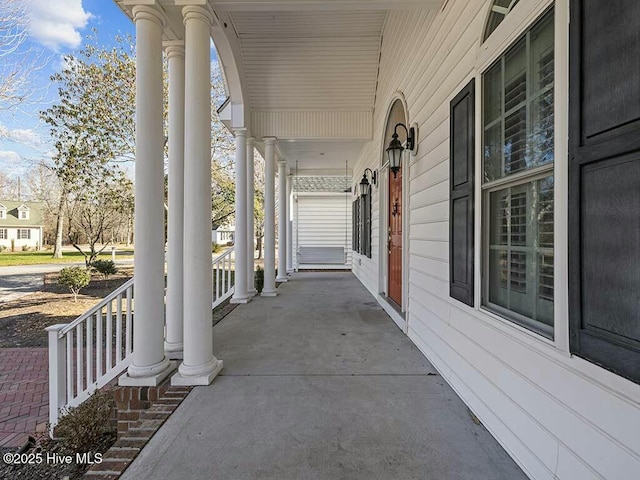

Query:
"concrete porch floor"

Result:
[[120, 272, 527, 480]]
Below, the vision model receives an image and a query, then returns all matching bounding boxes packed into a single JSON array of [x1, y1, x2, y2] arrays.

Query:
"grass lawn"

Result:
[[0, 249, 134, 266]]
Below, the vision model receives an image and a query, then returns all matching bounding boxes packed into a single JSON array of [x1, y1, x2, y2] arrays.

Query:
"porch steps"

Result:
[[83, 385, 192, 480]]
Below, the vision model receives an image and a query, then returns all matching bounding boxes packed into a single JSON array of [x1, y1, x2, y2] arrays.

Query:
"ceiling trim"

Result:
[[210, 0, 443, 12]]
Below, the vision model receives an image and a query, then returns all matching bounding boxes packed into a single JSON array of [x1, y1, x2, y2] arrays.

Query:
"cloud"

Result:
[[0, 125, 43, 149], [27, 0, 91, 51], [0, 150, 22, 167]]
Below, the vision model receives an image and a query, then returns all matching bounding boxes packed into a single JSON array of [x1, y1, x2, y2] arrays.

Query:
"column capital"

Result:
[[132, 5, 165, 27], [164, 40, 185, 59], [278, 159, 288, 167], [263, 137, 277, 147], [182, 5, 214, 26], [234, 128, 247, 138]]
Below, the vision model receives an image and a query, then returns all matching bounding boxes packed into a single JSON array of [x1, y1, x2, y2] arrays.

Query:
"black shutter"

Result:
[[569, 0, 640, 383], [364, 192, 372, 258], [449, 79, 475, 307], [352, 200, 357, 252]]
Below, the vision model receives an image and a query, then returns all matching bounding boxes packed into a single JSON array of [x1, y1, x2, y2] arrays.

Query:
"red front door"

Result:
[[388, 166, 402, 307]]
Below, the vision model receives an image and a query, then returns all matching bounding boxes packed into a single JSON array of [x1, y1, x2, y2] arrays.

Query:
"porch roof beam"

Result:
[[210, 0, 443, 11]]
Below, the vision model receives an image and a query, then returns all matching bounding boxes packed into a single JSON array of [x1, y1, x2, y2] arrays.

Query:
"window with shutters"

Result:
[[17, 229, 31, 240], [482, 9, 555, 338], [0, 229, 6, 239], [352, 199, 361, 254], [352, 193, 372, 258]]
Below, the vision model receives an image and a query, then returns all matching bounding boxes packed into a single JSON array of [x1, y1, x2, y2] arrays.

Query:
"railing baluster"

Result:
[[96, 309, 103, 378], [106, 301, 113, 369], [126, 285, 133, 355], [116, 294, 122, 363], [76, 324, 83, 394], [86, 315, 93, 387], [66, 330, 73, 399]]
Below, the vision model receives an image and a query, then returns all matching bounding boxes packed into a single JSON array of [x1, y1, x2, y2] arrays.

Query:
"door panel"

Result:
[[388, 166, 403, 307]]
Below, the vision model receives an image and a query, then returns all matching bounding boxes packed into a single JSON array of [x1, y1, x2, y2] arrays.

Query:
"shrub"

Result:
[[0, 245, 6, 252], [255, 266, 264, 293], [21, 244, 30, 251], [59, 267, 91, 302], [212, 242, 223, 253], [55, 389, 116, 457], [92, 259, 118, 280]]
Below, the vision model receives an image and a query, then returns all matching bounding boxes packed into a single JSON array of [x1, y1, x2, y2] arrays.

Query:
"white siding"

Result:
[[351, 1, 640, 479], [293, 193, 352, 268]]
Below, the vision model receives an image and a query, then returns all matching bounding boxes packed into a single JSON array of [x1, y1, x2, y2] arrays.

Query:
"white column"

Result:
[[276, 159, 288, 282], [247, 137, 256, 295], [286, 175, 293, 273], [172, 5, 222, 386], [120, 5, 172, 386], [262, 138, 277, 296], [164, 41, 185, 359], [231, 129, 250, 303]]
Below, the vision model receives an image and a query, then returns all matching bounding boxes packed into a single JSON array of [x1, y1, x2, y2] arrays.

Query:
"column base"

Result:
[[276, 276, 289, 282], [171, 358, 223, 386], [287, 269, 294, 274], [231, 294, 252, 304], [247, 288, 258, 296], [164, 341, 183, 360], [119, 361, 177, 387], [261, 289, 277, 297]]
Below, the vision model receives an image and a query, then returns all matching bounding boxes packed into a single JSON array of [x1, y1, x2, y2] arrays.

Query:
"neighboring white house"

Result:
[[0, 201, 44, 251], [211, 226, 234, 245]]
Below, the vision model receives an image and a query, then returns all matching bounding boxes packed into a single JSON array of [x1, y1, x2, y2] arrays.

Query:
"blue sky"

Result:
[[0, 0, 134, 178]]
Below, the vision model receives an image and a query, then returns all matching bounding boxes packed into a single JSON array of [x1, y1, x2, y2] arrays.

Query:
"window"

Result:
[[17, 229, 31, 240], [482, 9, 554, 337], [351, 192, 372, 258], [19, 210, 28, 219], [484, 0, 521, 41], [0, 229, 6, 239], [0, 210, 5, 219]]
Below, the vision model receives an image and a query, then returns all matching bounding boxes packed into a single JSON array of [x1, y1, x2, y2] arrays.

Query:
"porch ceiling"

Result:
[[229, 10, 386, 111], [278, 139, 365, 171]]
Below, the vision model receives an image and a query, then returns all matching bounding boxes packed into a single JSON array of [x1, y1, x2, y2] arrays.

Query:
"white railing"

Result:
[[46, 278, 134, 429], [213, 247, 235, 308], [47, 247, 236, 430]]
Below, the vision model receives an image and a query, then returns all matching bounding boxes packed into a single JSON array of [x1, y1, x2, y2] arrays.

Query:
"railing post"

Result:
[[46, 324, 68, 434]]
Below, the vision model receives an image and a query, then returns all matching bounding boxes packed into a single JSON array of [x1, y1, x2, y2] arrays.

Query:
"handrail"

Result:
[[59, 278, 134, 336]]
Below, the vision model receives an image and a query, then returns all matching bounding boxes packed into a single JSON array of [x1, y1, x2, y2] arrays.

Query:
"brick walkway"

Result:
[[0, 348, 48, 448]]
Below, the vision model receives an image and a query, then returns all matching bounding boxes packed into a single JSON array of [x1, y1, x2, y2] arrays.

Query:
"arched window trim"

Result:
[[483, 0, 521, 42]]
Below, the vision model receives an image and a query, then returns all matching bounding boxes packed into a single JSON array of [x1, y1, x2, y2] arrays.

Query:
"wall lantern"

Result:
[[386, 122, 417, 178], [359, 168, 377, 197]]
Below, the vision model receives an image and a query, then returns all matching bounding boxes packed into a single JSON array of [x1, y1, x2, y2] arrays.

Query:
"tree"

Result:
[[0, 0, 47, 111], [58, 266, 91, 302], [65, 170, 133, 266], [41, 34, 136, 258]]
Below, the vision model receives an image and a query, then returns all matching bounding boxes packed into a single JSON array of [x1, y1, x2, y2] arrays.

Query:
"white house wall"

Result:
[[351, 1, 640, 479]]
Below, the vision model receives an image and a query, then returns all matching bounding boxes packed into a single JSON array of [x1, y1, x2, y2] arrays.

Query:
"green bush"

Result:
[[212, 242, 223, 253], [59, 266, 91, 302], [92, 259, 118, 280], [55, 389, 116, 457], [255, 266, 264, 293], [21, 244, 30, 252]]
